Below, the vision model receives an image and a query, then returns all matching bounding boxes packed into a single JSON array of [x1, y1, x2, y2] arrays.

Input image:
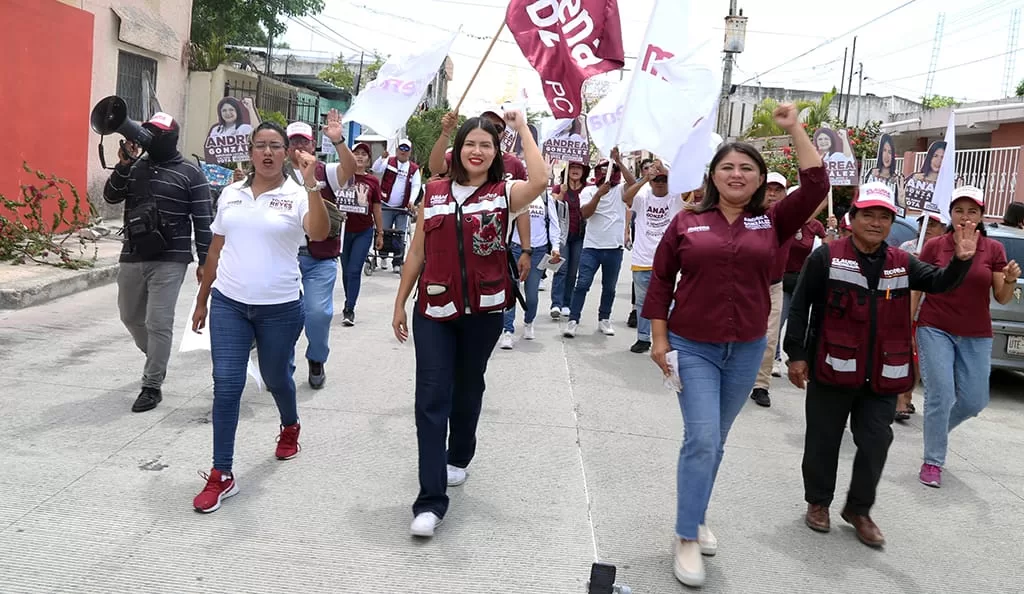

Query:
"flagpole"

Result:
[[455, 21, 505, 113], [917, 110, 957, 252]]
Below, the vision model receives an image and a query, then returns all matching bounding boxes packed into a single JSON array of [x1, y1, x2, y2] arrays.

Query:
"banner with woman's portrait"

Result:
[[336, 178, 371, 215], [864, 133, 907, 216], [204, 96, 256, 165], [903, 140, 947, 212], [812, 126, 858, 186], [543, 115, 590, 162]]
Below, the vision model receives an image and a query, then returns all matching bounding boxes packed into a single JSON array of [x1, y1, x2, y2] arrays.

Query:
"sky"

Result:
[[282, 0, 1024, 115]]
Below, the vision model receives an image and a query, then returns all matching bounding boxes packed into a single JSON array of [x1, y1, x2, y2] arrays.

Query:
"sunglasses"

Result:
[[398, 145, 411, 151]]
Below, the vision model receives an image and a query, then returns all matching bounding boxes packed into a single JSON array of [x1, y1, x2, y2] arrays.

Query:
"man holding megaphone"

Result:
[[101, 108, 213, 413]]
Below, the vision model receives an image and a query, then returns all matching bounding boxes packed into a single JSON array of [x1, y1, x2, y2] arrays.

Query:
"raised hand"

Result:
[[296, 150, 318, 184], [773, 103, 800, 132], [323, 108, 344, 143], [503, 109, 528, 133], [953, 220, 980, 260], [441, 111, 459, 135]]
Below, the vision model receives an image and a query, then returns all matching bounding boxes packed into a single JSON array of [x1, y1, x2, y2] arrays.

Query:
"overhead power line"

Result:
[[870, 47, 1024, 85]]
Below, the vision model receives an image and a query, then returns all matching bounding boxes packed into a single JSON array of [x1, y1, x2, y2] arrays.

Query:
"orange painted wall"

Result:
[[0, 0, 94, 227]]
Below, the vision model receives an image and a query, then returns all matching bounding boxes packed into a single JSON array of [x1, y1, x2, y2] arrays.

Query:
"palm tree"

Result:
[[744, 88, 838, 138]]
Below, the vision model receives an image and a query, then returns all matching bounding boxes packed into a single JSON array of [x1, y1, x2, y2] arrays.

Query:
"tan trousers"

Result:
[[756, 281, 784, 390]]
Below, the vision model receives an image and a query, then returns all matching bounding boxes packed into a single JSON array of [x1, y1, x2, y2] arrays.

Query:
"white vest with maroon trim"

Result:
[[381, 157, 419, 208], [418, 179, 512, 321]]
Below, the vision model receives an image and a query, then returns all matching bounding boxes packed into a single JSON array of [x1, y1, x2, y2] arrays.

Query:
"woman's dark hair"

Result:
[[814, 129, 840, 155], [921, 141, 947, 176], [875, 134, 896, 177], [217, 97, 248, 128], [1002, 201, 1024, 227], [945, 196, 989, 236], [569, 116, 583, 136], [244, 121, 290, 183], [693, 142, 768, 214], [449, 117, 504, 185]]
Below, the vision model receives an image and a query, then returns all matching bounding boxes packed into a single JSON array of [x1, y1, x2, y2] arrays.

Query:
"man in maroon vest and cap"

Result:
[[372, 138, 422, 273], [784, 181, 976, 549]]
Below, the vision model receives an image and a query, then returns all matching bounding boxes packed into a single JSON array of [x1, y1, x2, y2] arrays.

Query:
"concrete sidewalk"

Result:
[[0, 256, 1022, 593], [0, 236, 122, 310]]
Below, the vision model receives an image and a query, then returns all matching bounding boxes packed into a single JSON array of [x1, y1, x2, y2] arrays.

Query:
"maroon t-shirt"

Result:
[[784, 219, 826, 274], [642, 167, 831, 343], [343, 173, 382, 234], [772, 236, 794, 283], [917, 233, 1007, 337], [445, 151, 528, 181]]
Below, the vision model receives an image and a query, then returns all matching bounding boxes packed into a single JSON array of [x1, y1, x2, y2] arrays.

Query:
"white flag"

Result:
[[918, 111, 956, 251], [586, 0, 721, 188], [343, 30, 458, 137]]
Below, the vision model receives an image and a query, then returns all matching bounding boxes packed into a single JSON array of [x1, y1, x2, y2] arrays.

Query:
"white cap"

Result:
[[853, 182, 898, 214], [766, 172, 787, 188], [398, 138, 412, 148], [917, 210, 948, 225], [285, 121, 314, 140], [145, 112, 176, 131], [786, 185, 800, 196], [951, 185, 985, 207]]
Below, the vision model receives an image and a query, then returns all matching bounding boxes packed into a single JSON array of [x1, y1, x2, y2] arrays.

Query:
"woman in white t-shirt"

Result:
[[623, 161, 684, 354], [189, 121, 332, 514]]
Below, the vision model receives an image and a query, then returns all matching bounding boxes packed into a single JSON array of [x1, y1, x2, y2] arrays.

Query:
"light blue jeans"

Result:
[[670, 332, 767, 539], [916, 326, 993, 467], [632, 270, 652, 342], [504, 242, 549, 333], [298, 254, 338, 363]]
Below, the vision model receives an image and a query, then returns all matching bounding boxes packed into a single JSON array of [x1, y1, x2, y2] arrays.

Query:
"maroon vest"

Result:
[[417, 180, 512, 321], [815, 237, 915, 394], [306, 161, 342, 259], [380, 157, 419, 208]]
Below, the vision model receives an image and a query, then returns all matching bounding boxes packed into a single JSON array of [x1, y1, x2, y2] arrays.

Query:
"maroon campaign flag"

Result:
[[505, 0, 625, 119]]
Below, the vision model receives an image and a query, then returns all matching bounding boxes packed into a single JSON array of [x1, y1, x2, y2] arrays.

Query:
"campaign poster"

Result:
[[863, 133, 906, 216], [543, 115, 590, 162], [335, 178, 371, 215], [904, 140, 947, 212], [204, 96, 255, 165], [812, 126, 858, 186], [500, 126, 518, 154]]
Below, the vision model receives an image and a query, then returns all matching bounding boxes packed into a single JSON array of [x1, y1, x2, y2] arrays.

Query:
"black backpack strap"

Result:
[[504, 185, 527, 309]]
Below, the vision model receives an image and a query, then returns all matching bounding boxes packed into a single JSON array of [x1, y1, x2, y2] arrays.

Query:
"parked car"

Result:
[[987, 224, 1024, 372], [886, 215, 920, 248]]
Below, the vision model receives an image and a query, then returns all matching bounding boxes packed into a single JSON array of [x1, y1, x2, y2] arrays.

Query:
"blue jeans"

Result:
[[777, 290, 793, 361], [917, 326, 993, 467], [209, 288, 305, 473], [552, 235, 584, 310], [340, 227, 374, 312], [569, 247, 623, 323], [504, 242, 549, 333], [298, 254, 338, 363], [380, 209, 409, 266], [412, 310, 504, 519], [669, 332, 767, 539], [632, 270, 652, 341]]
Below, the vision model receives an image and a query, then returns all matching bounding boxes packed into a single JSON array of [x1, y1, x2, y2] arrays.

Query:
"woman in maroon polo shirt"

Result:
[[643, 103, 830, 588], [916, 186, 1021, 488]]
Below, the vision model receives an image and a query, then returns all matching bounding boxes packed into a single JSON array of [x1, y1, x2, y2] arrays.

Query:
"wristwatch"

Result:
[[331, 138, 346, 146], [305, 180, 326, 192], [522, 247, 534, 255]]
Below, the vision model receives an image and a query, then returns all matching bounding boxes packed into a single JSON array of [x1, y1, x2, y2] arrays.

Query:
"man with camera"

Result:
[[103, 112, 213, 413]]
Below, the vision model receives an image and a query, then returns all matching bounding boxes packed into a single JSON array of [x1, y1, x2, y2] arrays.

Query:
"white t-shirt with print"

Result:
[[211, 177, 310, 305], [631, 185, 683, 269], [580, 184, 627, 249], [512, 192, 561, 249]]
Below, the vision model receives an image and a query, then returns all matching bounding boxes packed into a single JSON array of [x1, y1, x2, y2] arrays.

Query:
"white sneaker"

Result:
[[698, 524, 718, 556], [560, 307, 570, 317], [673, 539, 706, 587], [772, 360, 783, 378], [563, 321, 578, 338], [446, 464, 467, 486], [499, 332, 514, 350], [599, 319, 615, 336], [524, 323, 535, 340], [550, 306, 561, 320], [410, 512, 443, 537]]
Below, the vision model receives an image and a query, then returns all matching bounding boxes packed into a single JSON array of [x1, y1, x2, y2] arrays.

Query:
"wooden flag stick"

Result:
[[454, 20, 507, 113], [828, 188, 834, 217]]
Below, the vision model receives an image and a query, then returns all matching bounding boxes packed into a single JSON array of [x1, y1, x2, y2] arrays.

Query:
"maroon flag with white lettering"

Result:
[[505, 0, 625, 119]]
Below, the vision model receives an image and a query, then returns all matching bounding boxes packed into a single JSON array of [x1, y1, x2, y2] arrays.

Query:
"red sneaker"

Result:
[[193, 469, 238, 513], [275, 423, 301, 460]]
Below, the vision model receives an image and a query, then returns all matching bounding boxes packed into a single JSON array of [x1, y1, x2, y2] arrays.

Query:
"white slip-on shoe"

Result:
[[446, 464, 467, 487], [673, 538, 706, 587], [410, 512, 443, 537], [524, 323, 535, 340], [698, 524, 718, 556], [499, 332, 514, 350], [564, 321, 578, 338], [599, 319, 615, 335]]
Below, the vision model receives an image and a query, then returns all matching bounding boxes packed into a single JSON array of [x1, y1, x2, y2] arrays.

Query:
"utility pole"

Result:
[[354, 51, 365, 94], [838, 47, 848, 119], [843, 36, 857, 125], [718, 1, 748, 138], [856, 63, 864, 127]]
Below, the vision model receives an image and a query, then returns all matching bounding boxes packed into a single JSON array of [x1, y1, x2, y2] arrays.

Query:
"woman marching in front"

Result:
[[916, 187, 1021, 487], [644, 104, 829, 587], [190, 122, 332, 512], [338, 142, 385, 326], [392, 110, 547, 537]]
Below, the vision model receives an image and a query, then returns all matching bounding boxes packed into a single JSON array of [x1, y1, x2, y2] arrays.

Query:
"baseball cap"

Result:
[[285, 122, 314, 141], [144, 112, 177, 131], [786, 185, 800, 196], [839, 212, 852, 231], [352, 142, 372, 155], [916, 211, 947, 225], [398, 138, 412, 150], [853, 181, 898, 214], [766, 172, 788, 188], [951, 185, 985, 208]]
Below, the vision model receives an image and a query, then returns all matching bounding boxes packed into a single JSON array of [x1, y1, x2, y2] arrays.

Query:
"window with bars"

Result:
[[116, 51, 158, 121]]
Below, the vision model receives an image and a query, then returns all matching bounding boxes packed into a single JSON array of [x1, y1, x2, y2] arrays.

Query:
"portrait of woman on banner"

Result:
[[204, 97, 259, 165], [866, 133, 907, 215], [904, 140, 946, 210], [813, 126, 857, 185]]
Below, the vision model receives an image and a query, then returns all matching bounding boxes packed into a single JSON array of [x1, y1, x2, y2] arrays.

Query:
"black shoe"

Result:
[[630, 340, 651, 353], [342, 309, 355, 326], [750, 388, 771, 408], [308, 360, 326, 389], [131, 387, 162, 413], [627, 310, 638, 328]]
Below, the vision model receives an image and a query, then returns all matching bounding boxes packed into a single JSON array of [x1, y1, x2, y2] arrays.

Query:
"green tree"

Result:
[[526, 109, 551, 126], [405, 105, 466, 177], [921, 95, 959, 109], [319, 53, 384, 93], [189, 0, 323, 68], [745, 89, 838, 138], [1017, 79, 1024, 97]]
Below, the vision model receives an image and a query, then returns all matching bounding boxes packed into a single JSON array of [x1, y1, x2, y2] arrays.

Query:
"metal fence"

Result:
[[224, 78, 320, 130]]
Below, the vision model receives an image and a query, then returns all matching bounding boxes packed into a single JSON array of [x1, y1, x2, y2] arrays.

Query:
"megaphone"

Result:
[[90, 96, 153, 169]]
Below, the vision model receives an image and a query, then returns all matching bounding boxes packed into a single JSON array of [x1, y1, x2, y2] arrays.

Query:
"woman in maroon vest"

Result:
[[391, 110, 547, 538]]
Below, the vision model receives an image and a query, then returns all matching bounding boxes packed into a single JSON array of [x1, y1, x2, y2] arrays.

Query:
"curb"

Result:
[[0, 263, 120, 310]]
